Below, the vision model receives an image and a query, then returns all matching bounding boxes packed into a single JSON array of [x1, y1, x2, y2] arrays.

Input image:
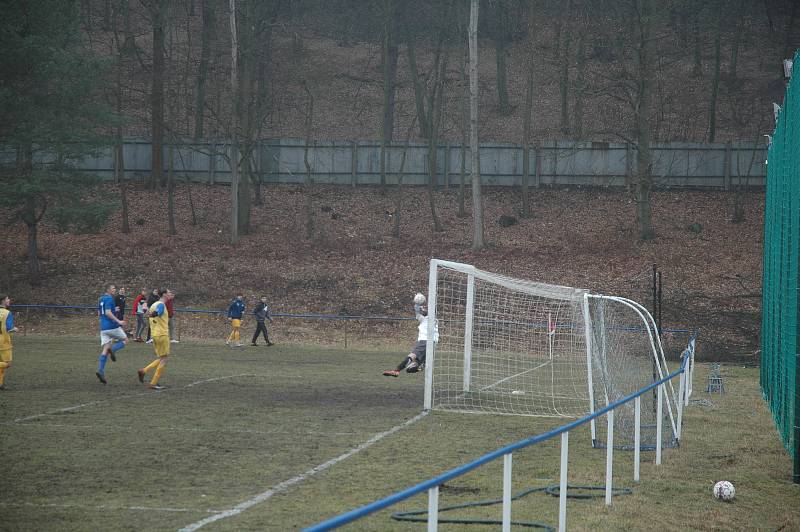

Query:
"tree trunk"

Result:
[[392, 115, 417, 238], [559, 0, 573, 136], [406, 41, 430, 139], [522, 58, 534, 218], [708, 21, 721, 143], [303, 83, 315, 240], [692, 9, 702, 77], [151, 0, 167, 189], [729, 0, 745, 82], [229, 0, 239, 245], [784, 0, 798, 57], [117, 139, 130, 234], [635, 0, 655, 241], [167, 142, 177, 235], [194, 0, 216, 140], [573, 34, 586, 139], [470, 0, 484, 250], [495, 38, 510, 115]]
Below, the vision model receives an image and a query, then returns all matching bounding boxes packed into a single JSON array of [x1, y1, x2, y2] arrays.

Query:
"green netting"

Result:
[[761, 50, 800, 482]]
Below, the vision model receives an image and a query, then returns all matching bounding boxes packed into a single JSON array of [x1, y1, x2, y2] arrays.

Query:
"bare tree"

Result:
[[302, 82, 316, 240], [520, 2, 537, 218], [470, 0, 484, 250], [229, 0, 240, 245], [194, 0, 217, 140], [633, 0, 656, 240], [559, 0, 574, 135], [149, 0, 168, 189], [708, 8, 722, 143], [380, 0, 399, 194]]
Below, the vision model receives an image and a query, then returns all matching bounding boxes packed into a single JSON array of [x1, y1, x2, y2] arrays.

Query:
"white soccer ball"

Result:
[[414, 293, 426, 305], [713, 480, 735, 501]]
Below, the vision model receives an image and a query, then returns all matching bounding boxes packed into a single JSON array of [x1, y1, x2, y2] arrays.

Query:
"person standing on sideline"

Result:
[[0, 294, 20, 390], [114, 286, 128, 330], [145, 288, 159, 344], [132, 288, 148, 342], [166, 291, 178, 343], [96, 283, 127, 384], [251, 296, 274, 346], [137, 288, 174, 390], [226, 294, 245, 347]]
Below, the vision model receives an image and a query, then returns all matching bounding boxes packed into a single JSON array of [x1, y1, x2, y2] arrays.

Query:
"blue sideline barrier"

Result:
[[305, 354, 690, 531]]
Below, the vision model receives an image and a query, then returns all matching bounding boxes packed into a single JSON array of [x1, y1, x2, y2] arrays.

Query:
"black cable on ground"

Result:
[[390, 483, 632, 529]]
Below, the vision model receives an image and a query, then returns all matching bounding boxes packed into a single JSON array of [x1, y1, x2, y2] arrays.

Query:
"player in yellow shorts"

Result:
[[226, 293, 245, 347], [137, 288, 174, 390], [0, 294, 19, 390]]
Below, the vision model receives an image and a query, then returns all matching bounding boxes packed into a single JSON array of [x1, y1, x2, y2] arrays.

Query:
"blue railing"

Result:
[[306, 352, 691, 531]]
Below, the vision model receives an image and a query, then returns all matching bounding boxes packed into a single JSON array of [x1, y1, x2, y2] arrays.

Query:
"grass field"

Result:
[[1, 334, 799, 531]]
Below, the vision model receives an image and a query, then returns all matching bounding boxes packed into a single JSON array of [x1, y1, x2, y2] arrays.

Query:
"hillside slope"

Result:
[[1, 183, 764, 361]]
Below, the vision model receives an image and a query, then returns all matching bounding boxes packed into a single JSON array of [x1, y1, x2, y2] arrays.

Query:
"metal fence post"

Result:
[[503, 453, 512, 532], [559, 432, 569, 532], [427, 486, 438, 532], [656, 384, 663, 465], [605, 409, 615, 505], [634, 396, 641, 482]]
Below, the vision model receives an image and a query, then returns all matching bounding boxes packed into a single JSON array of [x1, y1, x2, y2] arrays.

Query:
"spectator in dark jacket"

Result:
[[251, 296, 274, 346], [114, 287, 128, 333]]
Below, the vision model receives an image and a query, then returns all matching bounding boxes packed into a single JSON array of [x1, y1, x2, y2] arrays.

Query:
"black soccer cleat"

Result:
[[96, 372, 107, 384], [137, 369, 145, 384], [109, 350, 116, 362]]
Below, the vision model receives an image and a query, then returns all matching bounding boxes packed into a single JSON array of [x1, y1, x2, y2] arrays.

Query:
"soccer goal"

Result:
[[423, 259, 680, 449]]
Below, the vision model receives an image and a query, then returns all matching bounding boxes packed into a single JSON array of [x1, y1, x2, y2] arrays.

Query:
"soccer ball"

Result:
[[713, 481, 735, 501], [414, 293, 426, 305]]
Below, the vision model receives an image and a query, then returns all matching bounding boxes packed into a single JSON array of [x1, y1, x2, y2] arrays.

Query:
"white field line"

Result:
[[5, 374, 256, 424], [178, 410, 430, 532], [477, 360, 552, 392], [0, 501, 222, 514], [8, 422, 361, 437]]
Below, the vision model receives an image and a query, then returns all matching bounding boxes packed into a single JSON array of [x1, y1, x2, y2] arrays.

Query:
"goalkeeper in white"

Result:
[[383, 293, 437, 377]]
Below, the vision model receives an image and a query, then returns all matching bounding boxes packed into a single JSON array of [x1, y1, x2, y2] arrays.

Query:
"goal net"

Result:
[[423, 259, 679, 449]]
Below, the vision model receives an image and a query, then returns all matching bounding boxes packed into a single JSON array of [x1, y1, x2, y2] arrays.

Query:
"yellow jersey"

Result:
[[148, 301, 170, 338], [0, 308, 11, 351]]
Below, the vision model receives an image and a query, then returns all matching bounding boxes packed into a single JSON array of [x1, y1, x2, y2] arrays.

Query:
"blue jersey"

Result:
[[99, 294, 118, 331], [228, 299, 245, 319]]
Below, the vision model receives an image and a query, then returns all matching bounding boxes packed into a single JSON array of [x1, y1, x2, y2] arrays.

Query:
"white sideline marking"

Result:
[[0, 501, 221, 514], [6, 374, 256, 424], [178, 410, 430, 532], [9, 422, 360, 437]]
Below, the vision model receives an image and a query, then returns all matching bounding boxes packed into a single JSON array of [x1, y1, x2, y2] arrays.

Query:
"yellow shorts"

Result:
[[231, 319, 242, 328], [0, 349, 11, 363], [153, 336, 170, 357]]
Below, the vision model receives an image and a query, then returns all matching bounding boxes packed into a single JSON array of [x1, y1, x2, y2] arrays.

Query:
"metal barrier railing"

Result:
[[306, 341, 694, 532]]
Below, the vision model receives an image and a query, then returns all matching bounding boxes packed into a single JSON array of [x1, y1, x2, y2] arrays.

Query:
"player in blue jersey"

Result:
[[96, 283, 127, 384]]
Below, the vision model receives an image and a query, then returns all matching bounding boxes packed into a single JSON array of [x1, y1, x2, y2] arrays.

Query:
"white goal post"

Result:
[[423, 259, 680, 449]]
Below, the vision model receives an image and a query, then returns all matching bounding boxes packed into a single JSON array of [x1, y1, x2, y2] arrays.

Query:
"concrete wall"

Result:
[[16, 138, 768, 188]]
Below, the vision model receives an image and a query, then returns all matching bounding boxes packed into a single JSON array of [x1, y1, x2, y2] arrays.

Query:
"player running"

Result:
[[137, 288, 174, 390], [0, 294, 20, 390], [96, 284, 127, 384]]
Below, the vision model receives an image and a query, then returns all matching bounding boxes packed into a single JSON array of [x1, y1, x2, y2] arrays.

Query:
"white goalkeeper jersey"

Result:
[[416, 310, 439, 342]]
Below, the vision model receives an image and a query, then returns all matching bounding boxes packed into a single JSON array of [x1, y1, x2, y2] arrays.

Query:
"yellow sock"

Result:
[[0, 367, 5, 386], [143, 359, 160, 373], [151, 364, 165, 385], [227, 330, 235, 342], [234, 329, 240, 342]]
